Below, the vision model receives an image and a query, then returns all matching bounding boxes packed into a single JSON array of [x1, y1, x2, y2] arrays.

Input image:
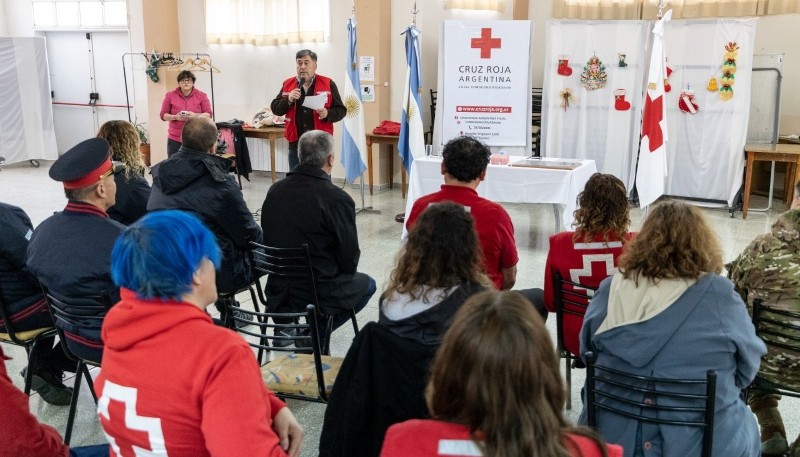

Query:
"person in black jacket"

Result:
[[0, 203, 76, 405], [27, 138, 125, 364], [97, 120, 151, 225], [260, 130, 375, 342], [147, 117, 262, 296]]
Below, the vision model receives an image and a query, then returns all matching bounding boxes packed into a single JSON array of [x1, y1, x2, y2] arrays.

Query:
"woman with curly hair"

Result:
[[97, 120, 151, 225], [579, 200, 765, 457], [379, 202, 491, 344], [381, 290, 622, 457], [532, 173, 634, 359]]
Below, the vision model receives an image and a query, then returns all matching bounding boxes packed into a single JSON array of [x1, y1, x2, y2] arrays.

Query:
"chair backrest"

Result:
[[585, 351, 717, 457], [249, 241, 319, 307], [430, 89, 437, 135], [750, 298, 800, 397], [0, 285, 22, 343], [531, 87, 543, 127], [230, 303, 329, 400], [41, 285, 110, 365], [553, 272, 596, 354]]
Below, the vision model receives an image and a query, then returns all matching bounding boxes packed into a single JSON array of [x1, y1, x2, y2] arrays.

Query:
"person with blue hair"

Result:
[[95, 210, 303, 457]]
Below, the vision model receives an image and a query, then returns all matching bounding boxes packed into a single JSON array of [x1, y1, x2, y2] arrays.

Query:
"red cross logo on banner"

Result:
[[471, 28, 501, 59]]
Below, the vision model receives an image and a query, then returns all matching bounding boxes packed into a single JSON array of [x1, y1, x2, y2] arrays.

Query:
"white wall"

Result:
[[753, 14, 800, 133], [4, 0, 34, 37]]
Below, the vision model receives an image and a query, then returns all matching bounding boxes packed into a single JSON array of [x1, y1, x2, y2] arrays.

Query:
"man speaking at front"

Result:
[[271, 49, 346, 171]]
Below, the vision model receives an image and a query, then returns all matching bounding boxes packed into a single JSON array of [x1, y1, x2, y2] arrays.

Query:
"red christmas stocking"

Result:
[[614, 89, 631, 111], [558, 55, 573, 77], [678, 90, 699, 114], [664, 65, 674, 92]]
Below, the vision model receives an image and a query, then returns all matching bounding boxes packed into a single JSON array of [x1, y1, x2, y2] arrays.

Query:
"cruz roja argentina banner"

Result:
[[442, 20, 532, 147]]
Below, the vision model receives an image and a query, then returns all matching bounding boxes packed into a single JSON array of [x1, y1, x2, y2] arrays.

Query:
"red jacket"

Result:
[[381, 419, 623, 457], [543, 231, 634, 357], [96, 289, 288, 457], [0, 347, 69, 457], [280, 75, 334, 142]]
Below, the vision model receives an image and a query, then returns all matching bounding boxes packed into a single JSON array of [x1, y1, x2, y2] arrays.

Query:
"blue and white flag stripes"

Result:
[[340, 17, 368, 183], [398, 25, 425, 172]]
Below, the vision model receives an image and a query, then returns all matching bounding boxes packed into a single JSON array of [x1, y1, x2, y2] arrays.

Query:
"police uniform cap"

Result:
[[49, 138, 122, 189]]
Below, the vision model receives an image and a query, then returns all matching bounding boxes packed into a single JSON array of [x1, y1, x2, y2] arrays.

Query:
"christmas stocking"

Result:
[[614, 89, 631, 111], [558, 55, 573, 77], [664, 65, 674, 92], [678, 90, 699, 114]]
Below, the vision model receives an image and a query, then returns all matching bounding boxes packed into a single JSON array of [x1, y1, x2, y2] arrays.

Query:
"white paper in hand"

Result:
[[302, 94, 327, 110]]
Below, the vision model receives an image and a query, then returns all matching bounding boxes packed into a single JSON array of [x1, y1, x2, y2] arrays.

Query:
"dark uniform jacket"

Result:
[[148, 146, 262, 293], [26, 200, 124, 361], [0, 203, 51, 332], [107, 172, 151, 226], [260, 164, 368, 314], [319, 322, 438, 457]]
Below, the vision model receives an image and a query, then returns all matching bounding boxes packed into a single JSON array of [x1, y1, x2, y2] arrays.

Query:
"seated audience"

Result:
[[97, 120, 151, 225], [379, 202, 490, 344], [404, 136, 545, 318], [148, 117, 262, 307], [580, 200, 765, 457], [531, 173, 634, 358], [381, 290, 622, 457], [0, 202, 75, 405], [96, 210, 302, 456], [0, 346, 108, 457], [27, 138, 124, 363], [728, 179, 800, 456], [260, 130, 375, 343]]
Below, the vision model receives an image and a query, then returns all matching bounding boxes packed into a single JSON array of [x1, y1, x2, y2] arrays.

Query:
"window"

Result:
[[553, 0, 799, 19], [31, 0, 128, 29], [205, 0, 330, 46], [444, 0, 506, 13]]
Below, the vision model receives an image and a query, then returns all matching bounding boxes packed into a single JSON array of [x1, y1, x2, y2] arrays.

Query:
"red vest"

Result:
[[281, 75, 334, 142]]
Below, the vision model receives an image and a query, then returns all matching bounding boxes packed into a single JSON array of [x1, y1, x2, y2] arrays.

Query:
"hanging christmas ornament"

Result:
[[559, 88, 575, 111], [618, 53, 628, 68], [664, 64, 674, 93], [707, 76, 718, 92], [614, 89, 631, 111], [557, 55, 573, 77], [678, 89, 699, 114], [719, 42, 739, 101], [580, 54, 607, 90]]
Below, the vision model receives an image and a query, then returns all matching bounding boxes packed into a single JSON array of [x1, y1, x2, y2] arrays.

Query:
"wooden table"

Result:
[[243, 126, 286, 183], [743, 143, 800, 219], [365, 133, 407, 198]]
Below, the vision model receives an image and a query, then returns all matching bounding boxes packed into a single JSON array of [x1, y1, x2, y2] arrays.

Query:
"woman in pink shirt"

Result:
[[160, 70, 212, 157]]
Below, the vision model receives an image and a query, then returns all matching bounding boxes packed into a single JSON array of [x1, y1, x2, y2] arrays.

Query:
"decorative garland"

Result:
[[719, 42, 738, 101]]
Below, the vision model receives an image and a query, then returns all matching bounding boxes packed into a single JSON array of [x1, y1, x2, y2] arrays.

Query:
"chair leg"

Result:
[[64, 360, 85, 445], [84, 365, 98, 403], [565, 355, 572, 410], [349, 308, 359, 334], [23, 343, 36, 395]]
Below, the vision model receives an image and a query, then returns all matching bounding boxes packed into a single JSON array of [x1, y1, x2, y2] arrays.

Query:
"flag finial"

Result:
[[411, 2, 418, 26]]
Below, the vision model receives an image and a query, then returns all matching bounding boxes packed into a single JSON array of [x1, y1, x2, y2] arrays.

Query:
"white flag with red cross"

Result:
[[637, 10, 672, 208]]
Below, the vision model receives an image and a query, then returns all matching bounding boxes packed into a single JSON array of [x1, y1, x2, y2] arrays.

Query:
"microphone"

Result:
[[298, 77, 305, 96]]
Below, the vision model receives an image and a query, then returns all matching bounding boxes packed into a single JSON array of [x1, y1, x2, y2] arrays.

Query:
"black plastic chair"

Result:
[[230, 303, 342, 403], [747, 299, 800, 399], [249, 241, 359, 355], [585, 351, 717, 457], [531, 87, 543, 157], [41, 286, 111, 445], [554, 272, 596, 409], [0, 285, 57, 396]]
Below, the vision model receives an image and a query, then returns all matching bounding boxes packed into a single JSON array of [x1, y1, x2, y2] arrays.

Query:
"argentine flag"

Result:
[[398, 25, 425, 172], [340, 17, 368, 184]]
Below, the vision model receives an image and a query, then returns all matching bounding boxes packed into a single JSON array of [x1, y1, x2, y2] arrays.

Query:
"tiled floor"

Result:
[[0, 159, 797, 456]]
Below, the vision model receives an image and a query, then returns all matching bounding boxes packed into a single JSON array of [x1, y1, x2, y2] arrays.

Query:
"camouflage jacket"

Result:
[[728, 208, 800, 389]]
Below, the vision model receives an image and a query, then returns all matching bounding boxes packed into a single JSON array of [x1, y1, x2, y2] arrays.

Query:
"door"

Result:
[[46, 31, 130, 153]]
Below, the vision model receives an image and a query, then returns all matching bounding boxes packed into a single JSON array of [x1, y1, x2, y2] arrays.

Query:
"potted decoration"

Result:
[[135, 120, 151, 166]]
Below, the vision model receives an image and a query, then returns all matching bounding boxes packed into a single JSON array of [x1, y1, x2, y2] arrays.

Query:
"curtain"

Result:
[[554, 0, 798, 18], [444, 0, 506, 12], [205, 0, 329, 46], [552, 0, 642, 19]]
